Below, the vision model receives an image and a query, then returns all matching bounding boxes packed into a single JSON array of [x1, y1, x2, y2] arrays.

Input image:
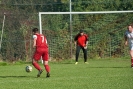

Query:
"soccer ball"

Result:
[[25, 66, 32, 72]]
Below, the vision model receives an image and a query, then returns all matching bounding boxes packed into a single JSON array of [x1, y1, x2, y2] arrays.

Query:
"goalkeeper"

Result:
[[74, 29, 89, 64]]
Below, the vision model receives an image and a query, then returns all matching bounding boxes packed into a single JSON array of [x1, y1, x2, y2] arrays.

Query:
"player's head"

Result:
[[128, 23, 133, 32], [130, 23, 133, 28], [79, 29, 84, 35], [32, 28, 39, 33]]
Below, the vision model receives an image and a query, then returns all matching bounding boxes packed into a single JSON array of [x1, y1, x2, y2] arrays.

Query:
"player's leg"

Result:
[[129, 50, 133, 67], [75, 45, 81, 64], [32, 59, 43, 77], [32, 53, 42, 71], [42, 51, 50, 77], [82, 47, 88, 64], [43, 60, 50, 77], [32, 59, 41, 71], [32, 51, 43, 77]]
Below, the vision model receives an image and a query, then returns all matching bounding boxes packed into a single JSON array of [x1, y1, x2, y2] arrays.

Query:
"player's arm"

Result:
[[74, 33, 79, 47], [86, 41, 88, 46], [85, 34, 89, 46], [84, 34, 89, 49], [33, 38, 36, 48], [33, 35, 37, 48], [74, 41, 77, 47], [124, 34, 128, 46]]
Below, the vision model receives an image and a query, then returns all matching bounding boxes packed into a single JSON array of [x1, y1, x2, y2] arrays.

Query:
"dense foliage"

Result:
[[0, 0, 133, 61]]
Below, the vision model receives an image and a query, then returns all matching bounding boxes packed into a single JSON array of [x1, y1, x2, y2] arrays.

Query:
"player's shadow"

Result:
[[0, 76, 35, 78]]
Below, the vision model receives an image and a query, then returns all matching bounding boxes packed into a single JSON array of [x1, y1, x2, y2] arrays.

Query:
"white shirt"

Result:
[[33, 35, 37, 39], [125, 30, 133, 50], [33, 34, 47, 44]]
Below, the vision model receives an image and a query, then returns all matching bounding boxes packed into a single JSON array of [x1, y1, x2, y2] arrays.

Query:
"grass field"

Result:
[[0, 58, 133, 89]]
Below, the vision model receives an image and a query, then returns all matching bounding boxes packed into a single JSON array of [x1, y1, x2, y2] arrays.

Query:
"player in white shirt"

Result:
[[125, 23, 133, 68]]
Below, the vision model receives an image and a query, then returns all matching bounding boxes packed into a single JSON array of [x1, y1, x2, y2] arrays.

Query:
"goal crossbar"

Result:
[[39, 10, 133, 33], [39, 10, 133, 15]]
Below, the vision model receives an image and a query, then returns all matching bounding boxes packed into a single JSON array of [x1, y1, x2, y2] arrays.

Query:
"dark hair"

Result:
[[32, 28, 39, 32], [130, 23, 133, 28], [79, 29, 84, 33]]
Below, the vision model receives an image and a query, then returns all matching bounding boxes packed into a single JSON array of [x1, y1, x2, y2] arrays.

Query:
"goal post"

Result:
[[38, 10, 133, 59], [0, 13, 6, 52], [39, 10, 133, 33]]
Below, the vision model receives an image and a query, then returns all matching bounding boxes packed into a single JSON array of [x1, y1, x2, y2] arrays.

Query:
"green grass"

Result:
[[0, 58, 133, 89]]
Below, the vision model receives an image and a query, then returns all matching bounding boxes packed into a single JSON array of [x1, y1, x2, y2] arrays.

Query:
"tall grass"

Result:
[[0, 58, 132, 89]]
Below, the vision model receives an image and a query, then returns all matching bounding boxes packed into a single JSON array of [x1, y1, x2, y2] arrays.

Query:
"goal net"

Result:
[[39, 11, 133, 60]]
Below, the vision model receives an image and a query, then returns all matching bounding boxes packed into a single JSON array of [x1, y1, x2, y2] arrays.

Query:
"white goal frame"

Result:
[[38, 10, 133, 58], [39, 10, 133, 34]]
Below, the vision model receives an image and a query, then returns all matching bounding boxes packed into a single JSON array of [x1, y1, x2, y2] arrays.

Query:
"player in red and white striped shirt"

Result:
[[32, 28, 50, 77]]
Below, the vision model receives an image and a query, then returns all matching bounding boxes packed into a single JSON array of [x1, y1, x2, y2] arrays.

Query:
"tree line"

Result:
[[0, 0, 133, 61]]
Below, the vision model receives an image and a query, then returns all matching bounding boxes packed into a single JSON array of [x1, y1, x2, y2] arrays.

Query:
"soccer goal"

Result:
[[39, 10, 133, 59]]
